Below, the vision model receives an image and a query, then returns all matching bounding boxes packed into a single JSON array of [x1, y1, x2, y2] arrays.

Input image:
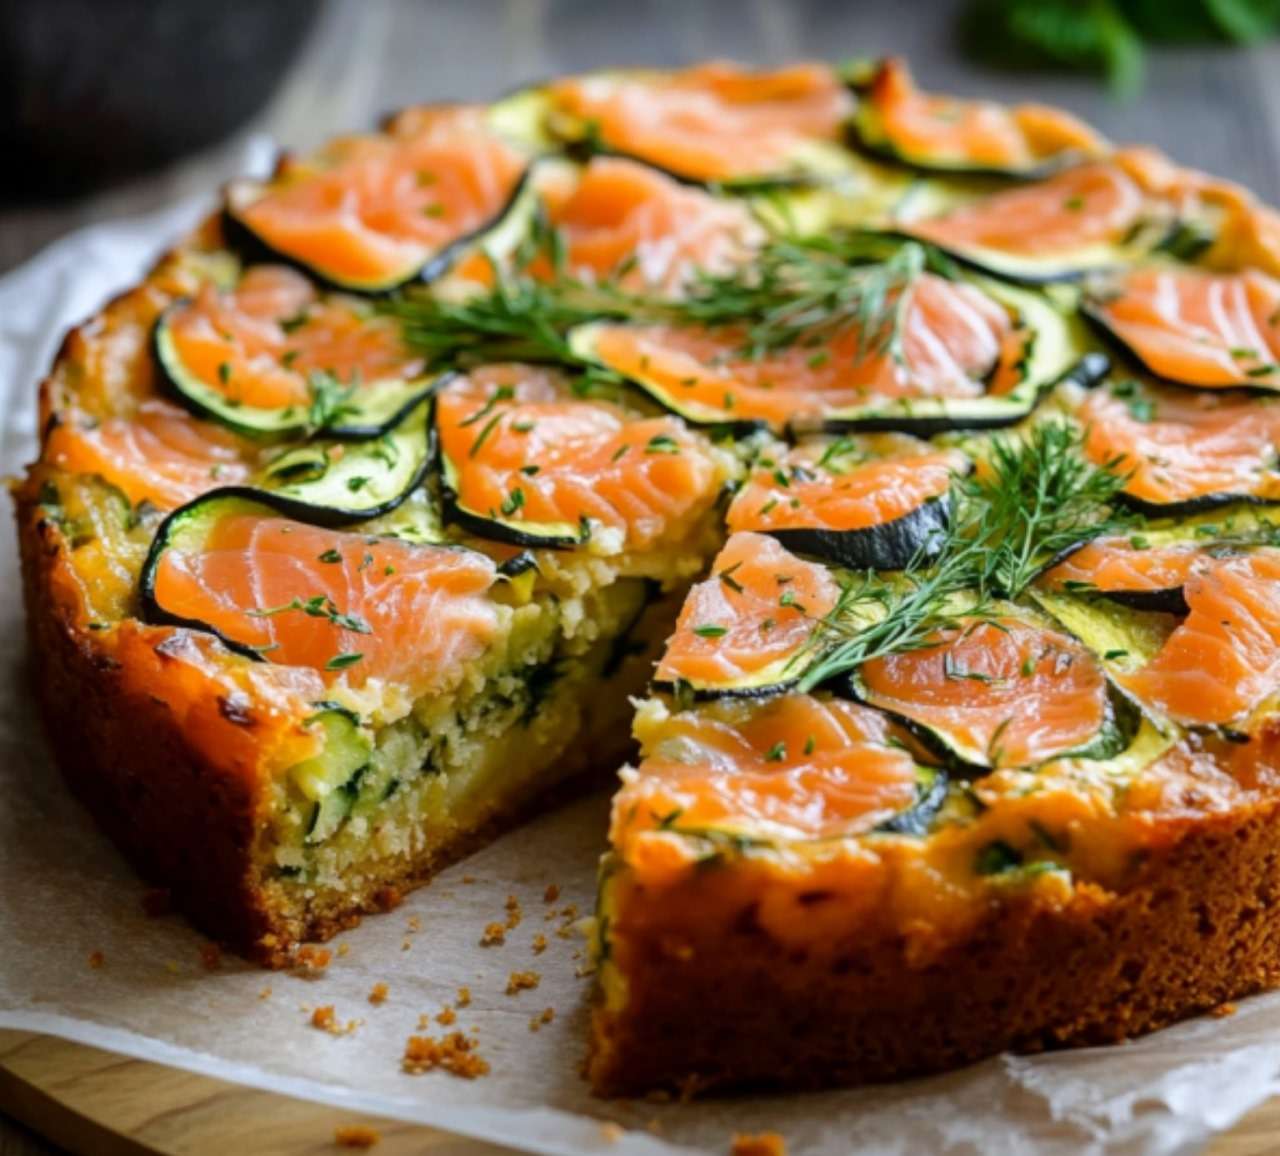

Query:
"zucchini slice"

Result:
[[846, 58, 1108, 180], [153, 274, 439, 439], [846, 610, 1144, 772], [288, 704, 374, 845], [726, 435, 967, 570], [533, 63, 859, 188], [874, 765, 949, 836], [568, 274, 1105, 435], [223, 106, 537, 293], [1081, 265, 1280, 392], [247, 396, 433, 524]]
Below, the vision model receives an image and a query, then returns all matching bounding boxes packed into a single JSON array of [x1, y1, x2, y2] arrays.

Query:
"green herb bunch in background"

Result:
[[961, 0, 1280, 94]]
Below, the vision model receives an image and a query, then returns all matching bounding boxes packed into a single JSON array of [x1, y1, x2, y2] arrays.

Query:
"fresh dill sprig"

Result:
[[796, 420, 1131, 691]]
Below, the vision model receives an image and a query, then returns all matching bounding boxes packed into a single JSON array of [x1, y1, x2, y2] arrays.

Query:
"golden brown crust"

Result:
[[589, 797, 1280, 1095]]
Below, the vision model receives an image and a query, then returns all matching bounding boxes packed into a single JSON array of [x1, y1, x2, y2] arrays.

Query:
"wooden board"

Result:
[[2, 1027, 1280, 1156]]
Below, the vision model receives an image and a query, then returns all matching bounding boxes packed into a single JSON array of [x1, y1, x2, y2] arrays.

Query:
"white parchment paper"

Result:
[[5, 151, 1280, 1156]]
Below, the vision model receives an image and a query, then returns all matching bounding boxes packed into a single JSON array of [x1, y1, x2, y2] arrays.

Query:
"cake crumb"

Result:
[[1211, 1001, 1238, 1018], [401, 939, 413, 952], [480, 922, 506, 946], [436, 1006, 457, 1026], [334, 1123, 381, 1148], [462, 875, 476, 884], [544, 883, 561, 904], [367, 982, 389, 1006], [528, 1007, 556, 1032], [87, 950, 105, 969], [731, 1132, 787, 1156], [259, 986, 273, 1001], [199, 943, 222, 971], [310, 1005, 360, 1036], [402, 1032, 490, 1078], [337, 942, 351, 958], [456, 986, 472, 1007], [294, 945, 332, 973], [506, 970, 540, 995], [407, 915, 422, 932], [531, 933, 547, 955], [599, 1122, 624, 1143], [141, 888, 171, 917], [505, 894, 523, 930]]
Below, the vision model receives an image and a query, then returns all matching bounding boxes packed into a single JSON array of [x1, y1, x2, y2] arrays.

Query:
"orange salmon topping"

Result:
[[904, 162, 1146, 258], [655, 532, 838, 688], [1078, 385, 1280, 507], [1120, 551, 1280, 726], [165, 266, 423, 411], [727, 437, 964, 535], [862, 57, 1105, 172], [234, 107, 527, 288], [1040, 538, 1208, 596], [859, 617, 1110, 768], [45, 400, 251, 509], [591, 272, 1014, 429], [613, 694, 920, 850], [151, 513, 499, 695], [1087, 266, 1280, 388], [547, 62, 852, 183], [436, 365, 721, 550]]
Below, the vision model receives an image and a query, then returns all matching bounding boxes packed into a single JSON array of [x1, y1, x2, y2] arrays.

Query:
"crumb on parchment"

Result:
[[294, 945, 332, 973], [507, 970, 540, 995], [402, 1032, 489, 1078], [368, 982, 389, 1005], [1211, 1001, 1238, 1018], [731, 1132, 787, 1156], [544, 883, 561, 904], [528, 1007, 555, 1032], [531, 933, 547, 955], [599, 1121, 624, 1143], [436, 1006, 457, 1026], [334, 1123, 381, 1148], [456, 985, 472, 1007], [310, 1005, 361, 1035], [480, 922, 506, 946]]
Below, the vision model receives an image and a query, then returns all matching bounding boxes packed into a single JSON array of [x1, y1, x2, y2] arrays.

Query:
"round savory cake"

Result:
[[17, 56, 1280, 1097]]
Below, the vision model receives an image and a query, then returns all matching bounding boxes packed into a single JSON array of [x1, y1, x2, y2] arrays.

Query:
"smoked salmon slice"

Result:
[[1083, 266, 1280, 389], [154, 265, 432, 436], [544, 61, 854, 183], [1118, 550, 1280, 726], [1039, 537, 1208, 613], [45, 399, 252, 509], [726, 435, 966, 568], [612, 694, 925, 853], [851, 57, 1107, 176], [1077, 381, 1280, 511], [899, 161, 1153, 280], [143, 494, 500, 697], [575, 270, 1024, 430], [654, 531, 839, 695], [450, 156, 764, 297], [434, 364, 722, 552], [226, 106, 529, 292], [856, 615, 1118, 768]]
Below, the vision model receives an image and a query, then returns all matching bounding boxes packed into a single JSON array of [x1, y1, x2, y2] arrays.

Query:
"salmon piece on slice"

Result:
[[587, 271, 1018, 429], [855, 57, 1106, 174], [229, 106, 528, 291], [727, 434, 965, 536], [654, 531, 839, 693], [1118, 551, 1280, 726], [161, 265, 425, 413], [451, 156, 764, 297], [45, 400, 252, 509], [1077, 382, 1280, 509], [612, 694, 922, 853], [1040, 538, 1209, 600], [902, 162, 1146, 259], [546, 61, 853, 183], [858, 617, 1112, 768], [148, 510, 500, 697], [1085, 266, 1280, 389], [435, 364, 722, 552]]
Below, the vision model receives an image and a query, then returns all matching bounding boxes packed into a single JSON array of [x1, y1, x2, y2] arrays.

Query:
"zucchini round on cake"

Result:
[[154, 265, 437, 437]]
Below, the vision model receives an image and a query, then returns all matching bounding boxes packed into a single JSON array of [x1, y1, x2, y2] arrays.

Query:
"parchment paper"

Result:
[[5, 148, 1280, 1156]]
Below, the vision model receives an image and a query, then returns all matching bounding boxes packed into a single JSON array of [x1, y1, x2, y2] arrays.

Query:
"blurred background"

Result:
[[1, 0, 1279, 269]]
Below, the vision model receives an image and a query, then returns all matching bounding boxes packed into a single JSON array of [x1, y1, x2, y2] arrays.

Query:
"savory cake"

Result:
[[16, 56, 1280, 1095]]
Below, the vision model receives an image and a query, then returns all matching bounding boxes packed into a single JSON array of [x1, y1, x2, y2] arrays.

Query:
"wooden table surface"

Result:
[[5, 1, 1280, 1151]]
